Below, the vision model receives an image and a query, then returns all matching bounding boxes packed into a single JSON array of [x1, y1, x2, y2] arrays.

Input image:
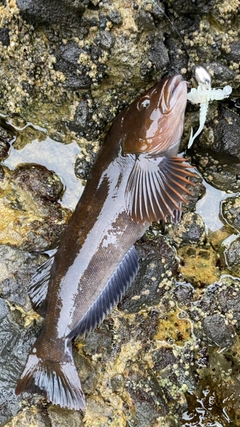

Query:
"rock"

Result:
[[0, 298, 41, 425], [181, 173, 205, 214], [168, 212, 206, 247], [13, 163, 63, 201], [204, 62, 237, 85], [16, 0, 88, 24], [203, 313, 236, 347], [148, 34, 170, 71], [54, 41, 92, 90], [224, 237, 240, 277], [95, 30, 115, 51], [190, 104, 240, 193], [210, 108, 240, 161], [178, 245, 220, 286], [0, 27, 10, 46], [119, 237, 178, 313], [74, 154, 95, 180], [0, 139, 10, 161], [220, 195, 240, 233], [127, 373, 169, 425], [0, 245, 45, 308], [68, 98, 96, 139], [107, 9, 123, 26], [0, 122, 14, 161], [0, 164, 70, 251], [152, 347, 177, 370], [136, 7, 155, 31], [191, 276, 240, 338], [167, 0, 215, 14], [2, 407, 50, 427], [47, 406, 84, 427], [223, 39, 240, 62], [216, 276, 240, 333], [174, 282, 195, 305], [193, 286, 219, 315]]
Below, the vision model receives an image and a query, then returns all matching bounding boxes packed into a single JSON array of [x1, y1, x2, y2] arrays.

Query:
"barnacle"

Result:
[[187, 66, 232, 148]]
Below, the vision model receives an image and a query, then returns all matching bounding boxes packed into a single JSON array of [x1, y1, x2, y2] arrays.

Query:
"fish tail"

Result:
[[15, 346, 86, 411]]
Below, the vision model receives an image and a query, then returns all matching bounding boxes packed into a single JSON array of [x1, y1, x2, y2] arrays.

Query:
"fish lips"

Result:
[[144, 75, 187, 154], [160, 74, 187, 114]]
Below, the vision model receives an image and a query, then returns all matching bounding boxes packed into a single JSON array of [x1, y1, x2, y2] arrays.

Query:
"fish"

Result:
[[15, 74, 194, 411]]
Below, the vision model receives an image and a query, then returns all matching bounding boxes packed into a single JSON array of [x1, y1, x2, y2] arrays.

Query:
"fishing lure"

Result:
[[187, 65, 232, 148]]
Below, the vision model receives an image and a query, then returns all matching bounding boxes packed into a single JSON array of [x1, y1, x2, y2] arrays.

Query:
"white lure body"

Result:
[[187, 66, 232, 148]]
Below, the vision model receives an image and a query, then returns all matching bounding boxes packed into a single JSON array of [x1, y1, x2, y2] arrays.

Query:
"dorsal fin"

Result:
[[125, 155, 195, 224], [68, 245, 138, 339]]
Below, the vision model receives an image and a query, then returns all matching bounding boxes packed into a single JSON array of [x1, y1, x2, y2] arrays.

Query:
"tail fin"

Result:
[[15, 351, 86, 411]]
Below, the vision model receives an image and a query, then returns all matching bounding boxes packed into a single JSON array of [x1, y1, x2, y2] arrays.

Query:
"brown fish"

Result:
[[16, 74, 194, 411]]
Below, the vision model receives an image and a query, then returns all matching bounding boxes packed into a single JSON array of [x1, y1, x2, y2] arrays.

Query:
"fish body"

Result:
[[16, 75, 193, 411]]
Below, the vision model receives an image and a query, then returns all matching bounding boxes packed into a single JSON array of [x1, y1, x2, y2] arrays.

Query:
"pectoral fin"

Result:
[[68, 245, 138, 338], [125, 155, 195, 224]]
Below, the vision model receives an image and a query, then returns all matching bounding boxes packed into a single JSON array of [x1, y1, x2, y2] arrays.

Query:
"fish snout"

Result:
[[164, 74, 187, 111]]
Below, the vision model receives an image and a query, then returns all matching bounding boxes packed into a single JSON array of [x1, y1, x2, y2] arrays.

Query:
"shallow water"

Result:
[[195, 179, 236, 232], [3, 133, 83, 210]]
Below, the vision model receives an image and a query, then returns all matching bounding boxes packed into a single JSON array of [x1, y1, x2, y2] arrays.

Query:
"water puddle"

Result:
[[195, 179, 237, 232], [3, 135, 83, 210]]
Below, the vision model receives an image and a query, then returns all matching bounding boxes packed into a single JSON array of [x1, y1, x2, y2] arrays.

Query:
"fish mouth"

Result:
[[162, 74, 187, 111]]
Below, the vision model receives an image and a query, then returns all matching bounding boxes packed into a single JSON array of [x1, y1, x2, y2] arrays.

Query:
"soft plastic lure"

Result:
[[187, 66, 232, 148]]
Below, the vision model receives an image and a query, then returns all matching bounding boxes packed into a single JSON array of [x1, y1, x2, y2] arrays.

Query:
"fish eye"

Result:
[[137, 96, 151, 111]]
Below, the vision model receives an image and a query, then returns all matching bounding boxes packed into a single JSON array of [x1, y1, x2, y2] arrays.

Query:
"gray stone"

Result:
[[203, 313, 236, 348], [16, 0, 88, 24]]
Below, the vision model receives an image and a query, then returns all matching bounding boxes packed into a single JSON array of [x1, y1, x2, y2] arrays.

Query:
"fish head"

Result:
[[121, 74, 187, 156]]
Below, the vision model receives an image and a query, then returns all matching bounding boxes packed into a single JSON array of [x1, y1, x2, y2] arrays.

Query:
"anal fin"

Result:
[[68, 245, 138, 338]]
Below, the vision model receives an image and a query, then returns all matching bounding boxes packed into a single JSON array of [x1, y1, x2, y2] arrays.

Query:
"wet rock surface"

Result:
[[0, 296, 41, 425], [0, 163, 70, 251], [0, 0, 239, 426], [16, 0, 88, 25], [13, 163, 64, 202], [0, 123, 14, 160], [220, 195, 240, 233], [0, 245, 44, 307], [224, 237, 240, 277], [190, 106, 240, 192], [203, 313, 236, 348], [168, 212, 206, 247], [119, 236, 178, 313], [55, 41, 92, 90]]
